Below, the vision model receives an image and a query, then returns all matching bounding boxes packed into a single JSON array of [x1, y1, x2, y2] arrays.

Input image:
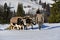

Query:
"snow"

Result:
[[0, 0, 42, 12], [0, 23, 60, 30], [0, 0, 59, 40], [0, 0, 53, 13], [0, 24, 9, 30], [0, 28, 60, 40], [42, 23, 60, 30], [0, 23, 60, 40]]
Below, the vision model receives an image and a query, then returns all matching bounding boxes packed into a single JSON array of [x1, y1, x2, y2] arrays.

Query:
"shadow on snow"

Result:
[[28, 25, 49, 30], [47, 26, 60, 30]]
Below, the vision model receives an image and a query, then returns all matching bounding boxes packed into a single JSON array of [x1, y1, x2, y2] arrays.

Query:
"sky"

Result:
[[0, 0, 54, 12]]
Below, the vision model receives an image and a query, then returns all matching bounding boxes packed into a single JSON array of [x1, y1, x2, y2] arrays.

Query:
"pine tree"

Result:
[[0, 5, 4, 23], [53, 0, 57, 2], [42, 2, 46, 9], [3, 3, 13, 23], [48, 0, 60, 23], [39, 0, 41, 5], [4, 3, 8, 23], [17, 3, 25, 17], [46, 4, 50, 16]]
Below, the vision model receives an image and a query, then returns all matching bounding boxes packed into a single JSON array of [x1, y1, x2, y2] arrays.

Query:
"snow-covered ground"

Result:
[[0, 23, 60, 40], [0, 24, 9, 30], [0, 0, 54, 13], [0, 23, 60, 30]]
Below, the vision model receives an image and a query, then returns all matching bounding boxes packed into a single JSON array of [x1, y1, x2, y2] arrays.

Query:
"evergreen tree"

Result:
[[17, 3, 25, 17], [53, 0, 57, 2], [34, 0, 37, 1], [42, 2, 46, 9], [39, 0, 41, 5], [48, 0, 60, 23], [0, 5, 4, 15], [31, 0, 33, 2], [46, 4, 50, 16], [3, 3, 13, 23], [0, 5, 4, 23], [3, 3, 8, 23]]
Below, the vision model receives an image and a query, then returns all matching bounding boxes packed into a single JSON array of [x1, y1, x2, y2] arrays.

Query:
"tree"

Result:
[[4, 3, 10, 23], [0, 5, 4, 13], [46, 4, 50, 16], [52, 0, 60, 2], [48, 0, 60, 23], [3, 3, 13, 23], [34, 0, 37, 1], [16, 3, 25, 17], [42, 2, 46, 9], [31, 0, 33, 2], [0, 5, 4, 23], [39, 0, 42, 5], [0, 3, 13, 24], [53, 0, 57, 2]]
